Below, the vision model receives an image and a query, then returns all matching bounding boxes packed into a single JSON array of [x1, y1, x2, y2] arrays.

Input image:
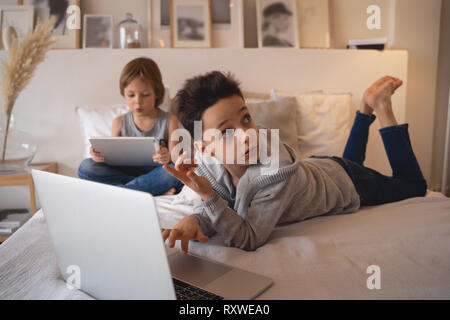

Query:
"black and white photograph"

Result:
[[257, 0, 300, 48], [161, 0, 229, 27], [171, 0, 211, 48], [160, 0, 170, 27], [22, 0, 68, 36], [83, 14, 112, 49], [177, 5, 204, 41], [211, 0, 231, 25], [151, 0, 169, 47], [211, 0, 244, 48], [155, 0, 239, 48], [20, 0, 80, 49]]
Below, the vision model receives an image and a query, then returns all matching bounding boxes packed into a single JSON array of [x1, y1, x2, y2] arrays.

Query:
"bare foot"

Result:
[[162, 187, 177, 196], [362, 76, 403, 127]]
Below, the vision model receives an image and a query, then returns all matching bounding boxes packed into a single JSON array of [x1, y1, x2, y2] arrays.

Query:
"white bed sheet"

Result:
[[1, 191, 449, 300]]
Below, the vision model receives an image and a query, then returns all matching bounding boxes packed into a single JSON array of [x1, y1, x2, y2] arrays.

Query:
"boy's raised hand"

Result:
[[90, 146, 105, 163], [161, 216, 209, 254], [163, 151, 215, 201]]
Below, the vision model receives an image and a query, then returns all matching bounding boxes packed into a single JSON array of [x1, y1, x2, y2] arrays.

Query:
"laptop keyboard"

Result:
[[173, 278, 224, 300]]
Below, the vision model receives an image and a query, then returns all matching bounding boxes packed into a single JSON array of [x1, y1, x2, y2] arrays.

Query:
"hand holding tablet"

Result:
[[89, 137, 161, 166]]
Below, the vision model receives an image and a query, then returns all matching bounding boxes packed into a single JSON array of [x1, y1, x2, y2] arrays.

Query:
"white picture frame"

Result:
[[153, 0, 243, 48], [20, 0, 81, 49], [170, 0, 211, 48], [0, 4, 34, 50], [211, 0, 244, 48], [256, 0, 300, 48], [83, 14, 112, 49]]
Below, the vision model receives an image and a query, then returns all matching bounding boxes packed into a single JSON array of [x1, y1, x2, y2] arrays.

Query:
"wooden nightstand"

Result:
[[0, 162, 58, 243], [0, 162, 58, 214]]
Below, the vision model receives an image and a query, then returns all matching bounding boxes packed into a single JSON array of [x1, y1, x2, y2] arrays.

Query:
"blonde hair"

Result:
[[119, 57, 165, 107]]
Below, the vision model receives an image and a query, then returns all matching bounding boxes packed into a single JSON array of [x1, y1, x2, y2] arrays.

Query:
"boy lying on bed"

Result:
[[161, 72, 427, 253]]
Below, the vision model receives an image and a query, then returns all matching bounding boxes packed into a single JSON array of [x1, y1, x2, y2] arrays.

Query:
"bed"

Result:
[[1, 49, 448, 299], [1, 190, 449, 300]]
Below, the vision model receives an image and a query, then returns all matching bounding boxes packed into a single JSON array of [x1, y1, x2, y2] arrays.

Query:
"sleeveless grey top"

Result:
[[121, 109, 170, 146]]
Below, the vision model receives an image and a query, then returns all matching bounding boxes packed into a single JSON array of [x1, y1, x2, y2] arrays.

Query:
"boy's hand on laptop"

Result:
[[163, 152, 215, 201], [153, 147, 171, 164], [161, 216, 209, 254], [90, 146, 105, 163]]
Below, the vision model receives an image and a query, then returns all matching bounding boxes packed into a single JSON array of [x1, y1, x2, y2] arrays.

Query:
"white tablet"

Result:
[[89, 137, 160, 167]]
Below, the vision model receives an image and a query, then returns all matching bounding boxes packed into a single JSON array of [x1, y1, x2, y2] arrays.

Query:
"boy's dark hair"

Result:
[[175, 71, 244, 138], [120, 57, 165, 108]]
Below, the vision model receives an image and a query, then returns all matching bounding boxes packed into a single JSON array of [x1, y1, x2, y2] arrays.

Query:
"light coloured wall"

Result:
[[78, 0, 443, 185], [328, 0, 443, 186], [0, 0, 445, 211], [432, 0, 450, 196], [392, 0, 442, 187], [328, 0, 391, 48], [330, 0, 442, 187], [0, 49, 408, 211], [0, 0, 19, 4]]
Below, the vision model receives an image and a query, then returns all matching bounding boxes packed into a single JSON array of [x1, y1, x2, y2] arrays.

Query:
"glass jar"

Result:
[[118, 13, 143, 49], [0, 113, 37, 174]]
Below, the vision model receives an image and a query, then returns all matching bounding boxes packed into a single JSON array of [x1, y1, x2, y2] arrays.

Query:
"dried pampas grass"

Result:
[[1, 16, 56, 161]]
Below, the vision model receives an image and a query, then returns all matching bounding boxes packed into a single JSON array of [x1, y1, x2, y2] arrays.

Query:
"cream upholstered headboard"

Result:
[[0, 48, 408, 177]]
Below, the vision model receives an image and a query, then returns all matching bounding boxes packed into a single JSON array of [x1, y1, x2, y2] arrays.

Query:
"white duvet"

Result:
[[1, 191, 449, 299]]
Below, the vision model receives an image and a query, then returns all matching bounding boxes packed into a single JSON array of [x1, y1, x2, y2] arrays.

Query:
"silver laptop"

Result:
[[89, 137, 160, 166], [32, 170, 273, 300]]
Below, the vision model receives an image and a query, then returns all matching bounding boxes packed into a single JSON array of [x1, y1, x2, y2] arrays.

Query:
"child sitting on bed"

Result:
[[161, 71, 427, 253], [78, 57, 183, 196]]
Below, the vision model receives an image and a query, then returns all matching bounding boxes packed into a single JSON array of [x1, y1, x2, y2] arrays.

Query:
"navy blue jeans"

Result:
[[312, 111, 427, 206], [78, 159, 184, 196]]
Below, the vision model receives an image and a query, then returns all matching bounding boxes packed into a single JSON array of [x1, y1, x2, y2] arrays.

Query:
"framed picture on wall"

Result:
[[151, 0, 170, 48], [153, 0, 241, 48], [83, 14, 112, 49], [256, 0, 300, 48], [170, 0, 211, 48], [0, 5, 34, 50], [19, 0, 81, 49], [211, 0, 244, 48]]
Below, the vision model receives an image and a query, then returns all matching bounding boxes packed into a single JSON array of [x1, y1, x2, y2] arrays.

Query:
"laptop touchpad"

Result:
[[168, 252, 231, 287]]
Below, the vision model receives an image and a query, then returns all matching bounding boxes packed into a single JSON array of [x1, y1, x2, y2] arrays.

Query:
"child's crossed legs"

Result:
[[331, 76, 427, 206]]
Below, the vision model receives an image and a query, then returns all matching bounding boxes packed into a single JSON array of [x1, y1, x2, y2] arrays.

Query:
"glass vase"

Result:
[[0, 113, 38, 174], [119, 13, 143, 49]]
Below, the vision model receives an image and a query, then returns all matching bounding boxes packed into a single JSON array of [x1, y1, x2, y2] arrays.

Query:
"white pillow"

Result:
[[271, 90, 354, 159], [76, 86, 171, 159], [75, 104, 129, 159], [246, 96, 301, 156]]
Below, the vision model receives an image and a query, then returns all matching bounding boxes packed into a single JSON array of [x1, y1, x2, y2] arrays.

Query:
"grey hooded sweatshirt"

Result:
[[192, 136, 361, 251]]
